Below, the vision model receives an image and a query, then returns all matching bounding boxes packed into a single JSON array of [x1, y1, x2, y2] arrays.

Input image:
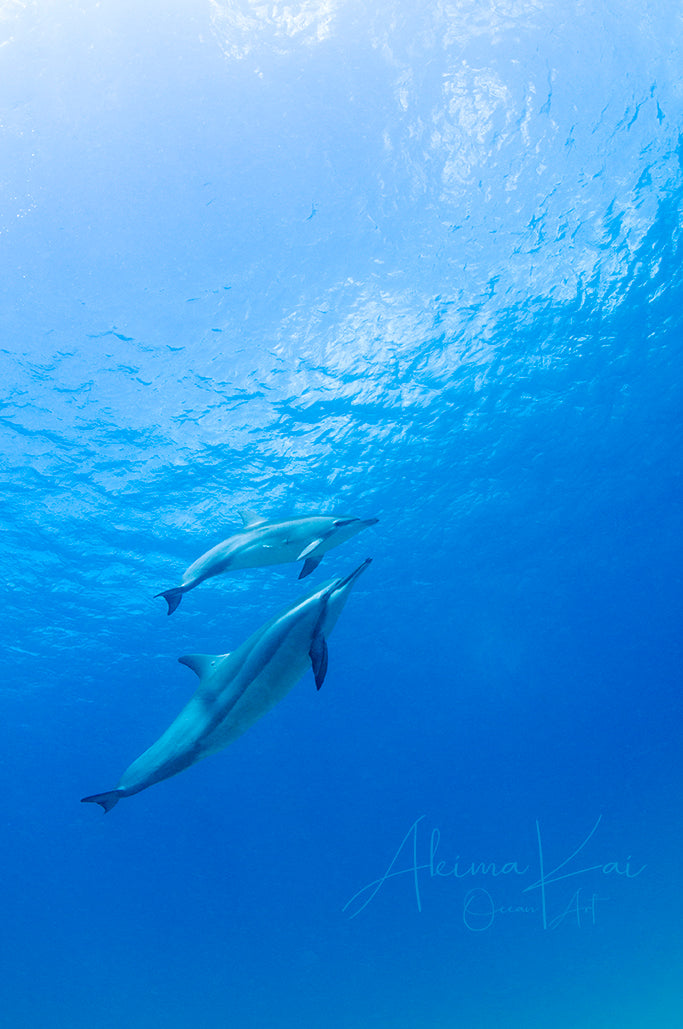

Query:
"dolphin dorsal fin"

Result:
[[239, 509, 266, 528], [178, 653, 228, 679]]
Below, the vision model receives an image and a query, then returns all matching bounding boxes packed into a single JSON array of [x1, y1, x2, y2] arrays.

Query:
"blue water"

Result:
[[2, 1, 683, 1026]]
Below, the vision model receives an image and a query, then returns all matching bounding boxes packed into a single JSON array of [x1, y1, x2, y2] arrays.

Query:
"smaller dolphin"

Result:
[[82, 558, 371, 813], [155, 510, 378, 614]]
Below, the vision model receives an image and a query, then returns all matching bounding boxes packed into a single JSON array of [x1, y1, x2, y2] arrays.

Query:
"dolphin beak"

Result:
[[363, 517, 379, 526], [335, 557, 372, 591]]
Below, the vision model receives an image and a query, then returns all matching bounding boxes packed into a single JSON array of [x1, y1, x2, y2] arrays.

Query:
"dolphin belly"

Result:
[[198, 646, 311, 758]]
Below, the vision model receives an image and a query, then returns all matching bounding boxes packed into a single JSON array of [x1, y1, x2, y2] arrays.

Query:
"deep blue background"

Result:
[[1, 2, 682, 1026]]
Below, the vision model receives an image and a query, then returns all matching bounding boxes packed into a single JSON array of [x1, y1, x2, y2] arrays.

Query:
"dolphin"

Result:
[[82, 558, 371, 813], [155, 510, 378, 614]]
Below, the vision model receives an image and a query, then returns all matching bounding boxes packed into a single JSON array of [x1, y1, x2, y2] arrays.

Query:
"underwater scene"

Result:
[[2, 1, 682, 1026]]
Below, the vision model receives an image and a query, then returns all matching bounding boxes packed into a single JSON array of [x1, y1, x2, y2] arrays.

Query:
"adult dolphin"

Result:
[[82, 558, 371, 813], [155, 510, 378, 614]]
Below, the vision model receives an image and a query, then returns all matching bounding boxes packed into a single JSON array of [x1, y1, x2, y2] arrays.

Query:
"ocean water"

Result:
[[2, 1, 682, 1026]]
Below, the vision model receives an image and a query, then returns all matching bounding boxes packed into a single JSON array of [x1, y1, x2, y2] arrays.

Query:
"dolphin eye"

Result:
[[333, 518, 356, 528]]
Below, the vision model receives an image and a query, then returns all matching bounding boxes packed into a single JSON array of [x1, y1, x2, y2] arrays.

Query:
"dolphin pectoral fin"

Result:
[[239, 509, 266, 528], [309, 632, 329, 690], [155, 587, 183, 615], [178, 654, 227, 679], [297, 538, 324, 561], [299, 556, 322, 579], [81, 790, 122, 813]]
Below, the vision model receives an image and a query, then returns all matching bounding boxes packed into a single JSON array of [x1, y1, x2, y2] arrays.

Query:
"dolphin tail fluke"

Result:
[[155, 587, 183, 615], [299, 556, 322, 579], [81, 790, 122, 813]]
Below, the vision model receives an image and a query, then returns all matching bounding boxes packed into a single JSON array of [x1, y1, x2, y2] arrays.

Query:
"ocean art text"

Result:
[[343, 815, 645, 931]]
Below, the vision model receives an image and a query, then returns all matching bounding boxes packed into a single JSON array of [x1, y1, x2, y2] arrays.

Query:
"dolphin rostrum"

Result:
[[82, 558, 371, 813], [155, 510, 378, 614]]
